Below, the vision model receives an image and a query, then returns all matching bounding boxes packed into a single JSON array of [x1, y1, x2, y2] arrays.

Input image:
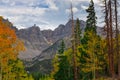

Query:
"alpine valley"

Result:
[[8, 19, 103, 74]]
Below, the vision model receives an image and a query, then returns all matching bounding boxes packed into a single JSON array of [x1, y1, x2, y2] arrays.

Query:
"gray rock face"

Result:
[[16, 20, 87, 61], [11, 19, 102, 62], [25, 20, 88, 73], [42, 20, 86, 43], [36, 20, 86, 61], [25, 20, 105, 74], [41, 29, 53, 44], [35, 20, 104, 62], [17, 25, 49, 60]]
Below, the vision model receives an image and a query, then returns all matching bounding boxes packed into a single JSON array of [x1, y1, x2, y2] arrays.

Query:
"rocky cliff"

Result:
[[23, 20, 104, 74], [17, 25, 50, 60], [16, 19, 103, 62]]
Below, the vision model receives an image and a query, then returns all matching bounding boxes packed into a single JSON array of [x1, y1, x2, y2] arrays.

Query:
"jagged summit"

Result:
[[16, 20, 87, 60], [1, 18, 102, 61]]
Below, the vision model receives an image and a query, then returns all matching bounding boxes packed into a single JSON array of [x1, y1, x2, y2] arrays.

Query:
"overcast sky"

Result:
[[0, 0, 119, 30]]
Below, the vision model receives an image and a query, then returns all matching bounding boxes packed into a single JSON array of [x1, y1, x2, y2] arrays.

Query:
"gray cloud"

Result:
[[0, 0, 118, 30]]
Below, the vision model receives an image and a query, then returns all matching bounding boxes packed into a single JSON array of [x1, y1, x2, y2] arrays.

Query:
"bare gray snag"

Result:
[[70, 2, 78, 80]]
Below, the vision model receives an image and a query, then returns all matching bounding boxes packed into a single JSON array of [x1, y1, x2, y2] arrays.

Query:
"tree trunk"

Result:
[[114, 0, 120, 78], [109, 0, 115, 77], [71, 3, 78, 80], [105, 0, 110, 73]]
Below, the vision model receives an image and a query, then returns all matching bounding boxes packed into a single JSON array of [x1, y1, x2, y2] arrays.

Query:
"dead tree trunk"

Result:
[[70, 3, 78, 80], [114, 0, 120, 78], [104, 0, 111, 76], [109, 0, 115, 77], [104, 0, 115, 77]]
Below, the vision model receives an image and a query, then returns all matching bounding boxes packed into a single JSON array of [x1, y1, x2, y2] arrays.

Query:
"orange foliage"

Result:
[[0, 16, 24, 60], [0, 16, 25, 80]]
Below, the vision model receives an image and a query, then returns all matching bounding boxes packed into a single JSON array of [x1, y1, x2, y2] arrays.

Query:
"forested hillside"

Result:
[[0, 0, 120, 80]]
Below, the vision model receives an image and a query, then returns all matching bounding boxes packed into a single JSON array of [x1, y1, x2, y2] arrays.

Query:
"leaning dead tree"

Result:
[[70, 2, 78, 80]]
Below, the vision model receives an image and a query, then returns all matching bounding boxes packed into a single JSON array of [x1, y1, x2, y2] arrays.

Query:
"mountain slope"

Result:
[[25, 20, 87, 73], [17, 25, 50, 60], [25, 20, 104, 74], [36, 20, 86, 61], [18, 20, 86, 61]]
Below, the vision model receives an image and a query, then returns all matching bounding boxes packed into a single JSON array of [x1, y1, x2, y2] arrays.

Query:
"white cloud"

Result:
[[63, 0, 101, 6], [65, 0, 88, 2], [0, 0, 110, 30], [5, 15, 54, 30], [0, 7, 46, 16], [45, 0, 58, 11], [0, 0, 60, 30], [2, 0, 10, 3], [66, 7, 78, 14], [81, 5, 88, 9], [93, 0, 100, 4], [0, 6, 47, 28], [39, 24, 56, 30]]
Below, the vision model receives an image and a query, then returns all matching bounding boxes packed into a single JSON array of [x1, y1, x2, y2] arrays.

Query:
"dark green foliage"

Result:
[[58, 40, 65, 54], [85, 0, 97, 33], [53, 40, 73, 80], [31, 72, 51, 80], [78, 0, 102, 79], [81, 0, 97, 51], [74, 18, 81, 46], [54, 55, 72, 80], [31, 72, 46, 80]]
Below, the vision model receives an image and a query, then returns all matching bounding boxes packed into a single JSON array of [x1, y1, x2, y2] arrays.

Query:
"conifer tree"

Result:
[[75, 18, 81, 46], [81, 0, 97, 50], [85, 0, 97, 33], [79, 0, 103, 79], [53, 40, 71, 80], [58, 40, 65, 54], [81, 0, 97, 46]]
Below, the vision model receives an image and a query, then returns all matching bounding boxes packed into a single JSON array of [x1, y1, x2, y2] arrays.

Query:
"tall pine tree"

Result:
[[85, 0, 97, 33], [79, 0, 103, 79], [53, 40, 71, 80], [81, 0, 97, 50]]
